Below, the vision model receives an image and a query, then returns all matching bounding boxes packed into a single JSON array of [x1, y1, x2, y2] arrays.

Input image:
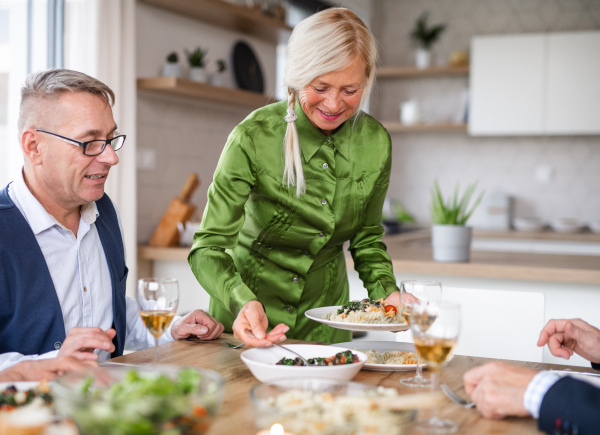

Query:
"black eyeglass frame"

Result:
[[34, 129, 126, 156]]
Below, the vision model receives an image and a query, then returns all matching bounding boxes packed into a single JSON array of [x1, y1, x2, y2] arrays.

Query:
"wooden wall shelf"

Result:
[[377, 65, 469, 78], [137, 77, 272, 108], [140, 0, 292, 43], [382, 122, 469, 133]]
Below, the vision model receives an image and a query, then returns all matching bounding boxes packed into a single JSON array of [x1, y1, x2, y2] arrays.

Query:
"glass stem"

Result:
[[154, 337, 159, 365], [430, 370, 440, 423], [415, 354, 423, 380]]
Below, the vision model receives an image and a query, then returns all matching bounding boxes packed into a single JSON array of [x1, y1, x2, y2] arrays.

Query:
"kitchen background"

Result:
[[136, 0, 600, 244]]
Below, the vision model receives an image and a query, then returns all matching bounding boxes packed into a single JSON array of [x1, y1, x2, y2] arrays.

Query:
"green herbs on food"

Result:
[[276, 351, 359, 366]]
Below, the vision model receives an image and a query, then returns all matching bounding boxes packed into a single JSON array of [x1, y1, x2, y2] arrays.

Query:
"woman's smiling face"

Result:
[[298, 57, 366, 135]]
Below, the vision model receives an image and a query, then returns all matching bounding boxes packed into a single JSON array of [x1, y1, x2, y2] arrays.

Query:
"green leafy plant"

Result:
[[410, 12, 446, 50], [184, 47, 208, 68], [430, 180, 483, 225], [166, 52, 178, 63], [216, 59, 227, 73]]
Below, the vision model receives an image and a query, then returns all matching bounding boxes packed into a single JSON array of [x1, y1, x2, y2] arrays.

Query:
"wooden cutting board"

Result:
[[149, 173, 200, 247]]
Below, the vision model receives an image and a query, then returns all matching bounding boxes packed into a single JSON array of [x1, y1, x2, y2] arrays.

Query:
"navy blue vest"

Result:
[[0, 186, 127, 357]]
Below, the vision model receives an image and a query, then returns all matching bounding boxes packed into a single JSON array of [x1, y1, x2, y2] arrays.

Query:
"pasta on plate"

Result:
[[358, 349, 418, 365], [322, 299, 406, 325]]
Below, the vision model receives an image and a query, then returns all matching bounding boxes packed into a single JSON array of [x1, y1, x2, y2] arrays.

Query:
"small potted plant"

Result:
[[410, 12, 446, 69], [430, 180, 483, 262], [162, 51, 182, 77], [210, 59, 228, 87], [184, 47, 208, 82]]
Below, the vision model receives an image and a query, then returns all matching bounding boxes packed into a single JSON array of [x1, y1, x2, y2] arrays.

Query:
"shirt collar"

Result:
[[11, 168, 99, 235], [294, 101, 351, 163]]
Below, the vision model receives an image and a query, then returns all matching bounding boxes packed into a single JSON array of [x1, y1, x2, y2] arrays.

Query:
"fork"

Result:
[[221, 340, 244, 349], [440, 384, 475, 408]]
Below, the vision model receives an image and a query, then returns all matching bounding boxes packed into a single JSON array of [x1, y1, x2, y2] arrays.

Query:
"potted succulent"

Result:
[[210, 59, 228, 87], [410, 12, 446, 69], [184, 47, 208, 82], [162, 51, 182, 77], [430, 180, 483, 262]]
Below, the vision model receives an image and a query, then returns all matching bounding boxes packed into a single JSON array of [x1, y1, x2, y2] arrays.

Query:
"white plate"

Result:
[[305, 306, 409, 332], [334, 341, 420, 371]]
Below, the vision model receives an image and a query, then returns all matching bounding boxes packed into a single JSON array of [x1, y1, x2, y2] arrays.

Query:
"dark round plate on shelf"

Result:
[[232, 41, 264, 93]]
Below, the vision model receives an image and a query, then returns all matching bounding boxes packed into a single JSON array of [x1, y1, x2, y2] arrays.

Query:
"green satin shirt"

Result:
[[188, 100, 399, 343]]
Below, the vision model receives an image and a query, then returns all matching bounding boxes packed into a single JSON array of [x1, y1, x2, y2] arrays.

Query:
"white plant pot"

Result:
[[189, 67, 207, 82], [431, 225, 472, 263], [415, 48, 432, 69], [209, 72, 227, 87], [162, 63, 182, 77]]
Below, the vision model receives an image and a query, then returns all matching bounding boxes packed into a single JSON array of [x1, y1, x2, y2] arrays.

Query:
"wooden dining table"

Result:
[[109, 333, 597, 435]]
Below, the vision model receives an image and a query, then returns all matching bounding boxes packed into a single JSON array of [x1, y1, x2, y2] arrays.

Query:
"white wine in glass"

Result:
[[411, 301, 461, 433], [400, 280, 442, 388], [136, 278, 179, 364]]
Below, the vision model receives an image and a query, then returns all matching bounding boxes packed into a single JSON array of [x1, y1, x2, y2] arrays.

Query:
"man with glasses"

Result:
[[0, 69, 223, 372]]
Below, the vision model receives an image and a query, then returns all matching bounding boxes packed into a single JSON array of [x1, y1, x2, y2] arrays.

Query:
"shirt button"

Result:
[[54, 341, 62, 350], [318, 232, 325, 237], [322, 163, 329, 169], [293, 276, 299, 283], [327, 136, 331, 142], [83, 286, 88, 293], [321, 198, 327, 205], [284, 305, 291, 312], [304, 250, 310, 255]]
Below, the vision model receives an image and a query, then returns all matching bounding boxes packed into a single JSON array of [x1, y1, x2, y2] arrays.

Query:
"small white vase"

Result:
[[415, 48, 432, 69], [162, 63, 182, 77], [209, 72, 226, 87], [189, 67, 207, 82], [431, 225, 472, 262]]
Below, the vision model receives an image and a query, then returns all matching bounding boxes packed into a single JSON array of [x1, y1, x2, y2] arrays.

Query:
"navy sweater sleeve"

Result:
[[538, 376, 600, 434]]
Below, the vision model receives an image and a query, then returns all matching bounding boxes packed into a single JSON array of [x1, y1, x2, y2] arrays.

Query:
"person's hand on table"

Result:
[[171, 309, 224, 340], [537, 318, 600, 364], [232, 300, 289, 348], [0, 356, 98, 382], [57, 327, 116, 361], [463, 361, 537, 419]]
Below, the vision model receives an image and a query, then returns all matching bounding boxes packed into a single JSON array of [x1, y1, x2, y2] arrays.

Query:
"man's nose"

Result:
[[96, 142, 120, 166]]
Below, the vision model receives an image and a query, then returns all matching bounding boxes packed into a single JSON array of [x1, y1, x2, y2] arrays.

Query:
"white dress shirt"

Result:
[[0, 170, 177, 372]]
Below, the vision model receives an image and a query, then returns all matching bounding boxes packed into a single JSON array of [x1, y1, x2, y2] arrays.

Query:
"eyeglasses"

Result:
[[34, 129, 126, 156]]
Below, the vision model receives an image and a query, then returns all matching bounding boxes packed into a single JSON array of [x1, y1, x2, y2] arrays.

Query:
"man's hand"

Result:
[[463, 361, 537, 419], [537, 318, 600, 364], [171, 310, 224, 340], [232, 300, 289, 348], [57, 327, 116, 361], [0, 356, 98, 382]]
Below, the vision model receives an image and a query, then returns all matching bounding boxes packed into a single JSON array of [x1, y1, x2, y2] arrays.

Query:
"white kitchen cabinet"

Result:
[[470, 34, 545, 135], [546, 32, 600, 134], [469, 31, 600, 136]]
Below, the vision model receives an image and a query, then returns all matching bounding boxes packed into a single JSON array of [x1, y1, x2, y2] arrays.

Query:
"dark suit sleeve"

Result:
[[591, 362, 600, 371], [538, 376, 600, 434]]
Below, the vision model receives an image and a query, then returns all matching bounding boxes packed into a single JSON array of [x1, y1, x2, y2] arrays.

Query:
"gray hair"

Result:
[[18, 68, 115, 133], [283, 7, 378, 196]]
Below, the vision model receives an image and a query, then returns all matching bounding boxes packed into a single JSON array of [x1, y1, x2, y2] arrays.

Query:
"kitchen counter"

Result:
[[139, 229, 600, 285], [365, 230, 600, 285]]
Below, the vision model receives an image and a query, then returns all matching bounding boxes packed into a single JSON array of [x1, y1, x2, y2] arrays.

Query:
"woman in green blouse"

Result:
[[189, 7, 406, 348]]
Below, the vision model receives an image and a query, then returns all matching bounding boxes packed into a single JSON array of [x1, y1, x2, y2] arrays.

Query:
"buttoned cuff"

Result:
[[368, 280, 399, 302], [523, 371, 561, 418]]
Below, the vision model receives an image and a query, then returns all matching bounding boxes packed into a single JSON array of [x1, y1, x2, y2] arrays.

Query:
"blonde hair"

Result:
[[18, 68, 115, 133], [283, 7, 378, 197]]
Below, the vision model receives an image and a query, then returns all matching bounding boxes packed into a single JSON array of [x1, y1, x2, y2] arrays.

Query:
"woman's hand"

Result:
[[383, 290, 419, 307], [232, 300, 289, 347]]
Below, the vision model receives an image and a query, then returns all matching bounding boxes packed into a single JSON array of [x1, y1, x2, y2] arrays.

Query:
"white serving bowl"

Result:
[[240, 344, 367, 383], [551, 218, 584, 233], [513, 216, 545, 232]]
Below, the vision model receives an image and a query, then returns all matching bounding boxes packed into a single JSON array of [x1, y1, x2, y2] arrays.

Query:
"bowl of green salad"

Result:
[[52, 364, 225, 435]]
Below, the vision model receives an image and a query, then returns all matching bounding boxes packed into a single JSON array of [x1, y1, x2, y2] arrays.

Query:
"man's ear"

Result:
[[22, 129, 43, 165]]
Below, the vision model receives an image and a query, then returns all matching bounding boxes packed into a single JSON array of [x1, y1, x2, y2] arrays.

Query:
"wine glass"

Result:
[[400, 280, 442, 387], [136, 278, 179, 364], [411, 301, 461, 433]]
